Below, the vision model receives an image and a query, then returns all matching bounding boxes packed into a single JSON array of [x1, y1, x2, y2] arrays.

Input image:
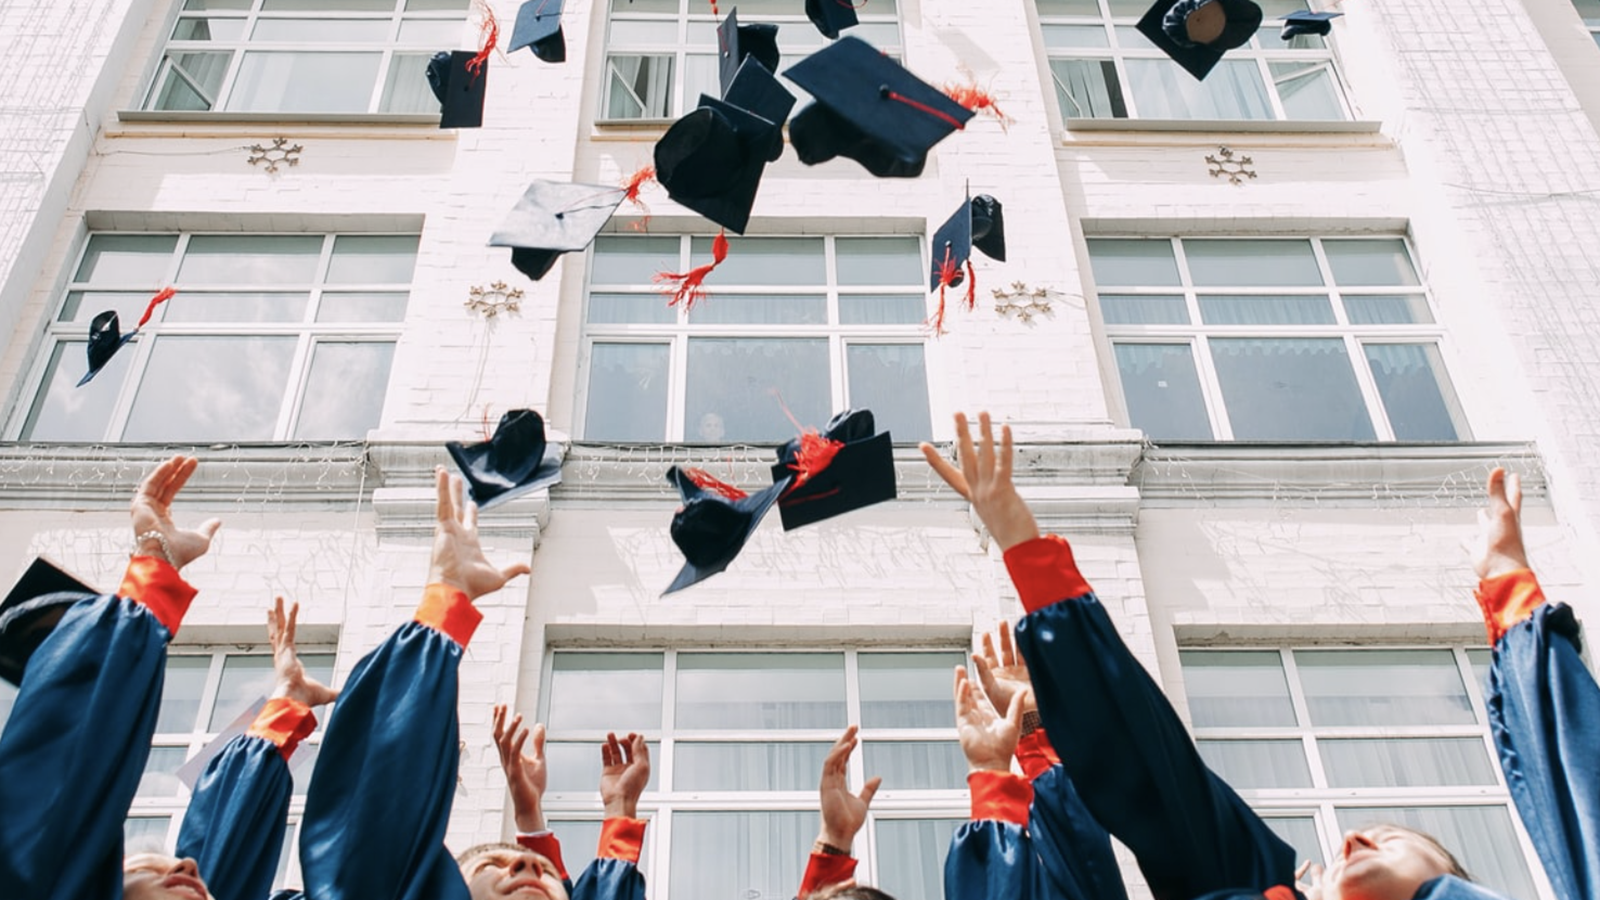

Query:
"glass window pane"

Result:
[[1365, 343, 1464, 441], [1262, 816, 1324, 866], [21, 341, 129, 442], [210, 655, 274, 730], [1185, 239, 1323, 287], [179, 235, 322, 284], [605, 55, 674, 119], [875, 819, 963, 900], [125, 817, 172, 855], [1113, 343, 1214, 441], [585, 343, 670, 441], [592, 236, 682, 285], [846, 343, 932, 442], [835, 238, 922, 286], [609, 20, 681, 45], [1087, 239, 1181, 287], [317, 291, 410, 322], [545, 819, 624, 878], [838, 294, 927, 325], [1466, 649, 1491, 691], [684, 338, 830, 443], [587, 293, 676, 325], [674, 742, 830, 790], [137, 747, 189, 798], [863, 742, 967, 789], [1196, 739, 1312, 789], [1343, 294, 1432, 325], [75, 235, 178, 283], [396, 18, 465, 42], [1043, 24, 1112, 47], [688, 294, 827, 325], [545, 742, 660, 793], [1198, 294, 1336, 325], [1051, 58, 1126, 119], [675, 653, 846, 730], [609, 0, 676, 11], [1321, 738, 1497, 788], [158, 657, 213, 733], [380, 52, 437, 113], [262, 0, 398, 9], [150, 52, 232, 111], [293, 341, 394, 440], [691, 236, 825, 285], [251, 18, 392, 41], [185, 0, 252, 9], [161, 291, 310, 323], [123, 336, 297, 441], [1100, 294, 1189, 325], [1336, 807, 1537, 900], [327, 235, 419, 283], [859, 652, 967, 727], [1126, 59, 1273, 120], [546, 653, 663, 732], [288, 741, 321, 797], [1271, 63, 1343, 120], [1038, 0, 1106, 13], [1323, 239, 1420, 286], [670, 812, 808, 900], [1576, 0, 1600, 23], [683, 53, 720, 113], [407, 0, 473, 11], [1180, 650, 1297, 726], [0, 680, 16, 736], [1209, 338, 1375, 441], [228, 51, 381, 113], [60, 290, 161, 324], [1296, 649, 1476, 726]]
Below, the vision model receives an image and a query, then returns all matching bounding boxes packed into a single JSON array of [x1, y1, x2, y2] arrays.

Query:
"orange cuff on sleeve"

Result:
[[1004, 535, 1093, 614], [517, 832, 569, 882], [1015, 728, 1060, 782], [247, 697, 318, 761], [597, 817, 647, 864], [968, 769, 1033, 826], [119, 556, 199, 637], [413, 583, 482, 648], [1476, 569, 1547, 646], [798, 852, 859, 898]]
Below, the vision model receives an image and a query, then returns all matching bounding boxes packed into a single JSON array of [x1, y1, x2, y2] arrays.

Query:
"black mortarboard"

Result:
[[664, 466, 791, 595], [0, 558, 97, 686], [426, 49, 488, 128], [784, 37, 974, 179], [510, 0, 566, 63], [927, 194, 1005, 291], [1137, 0, 1263, 81], [1279, 9, 1340, 39], [446, 409, 563, 509], [717, 9, 781, 96], [723, 56, 798, 140], [654, 99, 779, 234], [806, 0, 859, 40], [78, 288, 175, 387], [489, 180, 627, 281], [769, 409, 896, 531]]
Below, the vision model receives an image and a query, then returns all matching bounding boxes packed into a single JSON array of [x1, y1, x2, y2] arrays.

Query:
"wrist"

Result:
[[967, 757, 1012, 773], [817, 828, 856, 851], [515, 810, 547, 833], [134, 530, 178, 569], [603, 800, 638, 819]]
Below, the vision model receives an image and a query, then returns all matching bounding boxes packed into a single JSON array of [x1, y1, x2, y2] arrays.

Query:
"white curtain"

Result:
[[670, 811, 809, 900]]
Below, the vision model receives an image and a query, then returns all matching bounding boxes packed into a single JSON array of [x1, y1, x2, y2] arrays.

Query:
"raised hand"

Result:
[[599, 732, 650, 820], [428, 467, 531, 601], [130, 455, 222, 570], [920, 412, 1040, 551], [267, 596, 338, 708], [954, 666, 1026, 773], [974, 620, 1034, 717], [1472, 468, 1529, 581], [816, 725, 882, 852], [492, 705, 548, 833]]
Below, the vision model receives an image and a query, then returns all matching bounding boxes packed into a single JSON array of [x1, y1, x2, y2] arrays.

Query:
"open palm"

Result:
[[131, 456, 221, 570]]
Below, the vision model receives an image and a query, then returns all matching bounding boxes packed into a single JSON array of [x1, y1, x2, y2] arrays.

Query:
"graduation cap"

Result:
[[510, 0, 566, 63], [717, 8, 781, 95], [654, 97, 780, 235], [1279, 9, 1340, 39], [768, 408, 896, 531], [926, 195, 1004, 332], [426, 49, 488, 128], [0, 558, 97, 686], [784, 37, 975, 179], [807, 0, 859, 40], [664, 466, 791, 595], [1136, 0, 1263, 81], [77, 287, 175, 387], [446, 409, 564, 509], [723, 56, 798, 140], [489, 180, 627, 281]]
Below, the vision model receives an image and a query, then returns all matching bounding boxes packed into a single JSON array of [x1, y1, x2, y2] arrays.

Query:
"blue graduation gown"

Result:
[[947, 818, 1045, 900], [1031, 763, 1129, 900]]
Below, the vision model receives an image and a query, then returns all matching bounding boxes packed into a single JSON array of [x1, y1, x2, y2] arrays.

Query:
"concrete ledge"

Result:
[[1065, 118, 1383, 134], [115, 110, 441, 127]]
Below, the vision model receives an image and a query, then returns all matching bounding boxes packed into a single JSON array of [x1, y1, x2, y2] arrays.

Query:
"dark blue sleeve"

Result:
[[1030, 764, 1129, 900], [1014, 594, 1295, 900], [945, 820, 1042, 900], [570, 858, 648, 900], [1488, 602, 1600, 900], [297, 621, 471, 900], [0, 595, 169, 900], [175, 734, 292, 900]]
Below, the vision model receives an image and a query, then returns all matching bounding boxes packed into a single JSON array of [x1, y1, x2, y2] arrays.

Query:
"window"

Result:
[[1575, 0, 1600, 48], [1088, 236, 1468, 442], [600, 0, 902, 121], [539, 649, 967, 900], [1038, 0, 1349, 122], [581, 234, 934, 443], [18, 232, 414, 443], [143, 0, 469, 115], [1182, 647, 1541, 899]]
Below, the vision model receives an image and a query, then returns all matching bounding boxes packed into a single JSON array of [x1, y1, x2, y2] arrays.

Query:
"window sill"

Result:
[[592, 117, 676, 138], [1064, 118, 1382, 134], [115, 110, 442, 127]]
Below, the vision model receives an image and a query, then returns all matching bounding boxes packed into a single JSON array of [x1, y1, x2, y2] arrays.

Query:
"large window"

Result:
[[1575, 0, 1600, 48], [581, 234, 934, 443], [18, 232, 414, 443], [1088, 236, 1468, 442], [1039, 0, 1348, 122], [539, 649, 966, 900], [600, 0, 901, 121], [143, 0, 468, 115], [1182, 647, 1541, 899]]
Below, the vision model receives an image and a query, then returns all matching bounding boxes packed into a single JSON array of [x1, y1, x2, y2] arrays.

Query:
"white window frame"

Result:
[[1090, 235, 1470, 442]]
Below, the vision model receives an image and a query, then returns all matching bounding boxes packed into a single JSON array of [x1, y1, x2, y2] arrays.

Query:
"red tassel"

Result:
[[135, 287, 177, 329], [684, 467, 747, 501], [927, 246, 964, 336], [962, 260, 977, 311], [654, 230, 729, 311], [945, 80, 1014, 132], [621, 165, 657, 231], [466, 1, 499, 78], [786, 431, 845, 493], [710, 0, 720, 13]]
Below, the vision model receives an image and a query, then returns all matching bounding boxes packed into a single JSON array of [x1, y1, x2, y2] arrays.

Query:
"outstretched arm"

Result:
[[570, 732, 651, 900], [797, 725, 883, 898], [495, 705, 572, 883], [945, 666, 1042, 900]]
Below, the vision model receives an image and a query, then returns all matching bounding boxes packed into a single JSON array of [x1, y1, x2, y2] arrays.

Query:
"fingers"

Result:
[[999, 620, 1017, 668], [160, 456, 200, 506], [825, 725, 860, 768], [137, 455, 183, 502], [979, 632, 997, 666], [629, 733, 648, 765], [1487, 467, 1504, 504], [435, 467, 454, 523], [954, 665, 974, 718], [465, 497, 479, 531], [602, 732, 620, 767], [977, 412, 996, 482], [997, 423, 1014, 485], [197, 518, 222, 542], [1005, 689, 1030, 731], [500, 562, 532, 582], [285, 600, 298, 647], [857, 775, 882, 807], [492, 704, 508, 744], [1507, 471, 1522, 514], [954, 413, 978, 493], [268, 596, 285, 644], [510, 719, 530, 760], [531, 723, 546, 761], [919, 443, 971, 499]]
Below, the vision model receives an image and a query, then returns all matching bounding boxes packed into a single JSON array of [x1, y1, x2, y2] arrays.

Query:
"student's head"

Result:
[[813, 885, 898, 900], [1322, 825, 1470, 900], [123, 854, 211, 900], [457, 842, 569, 900]]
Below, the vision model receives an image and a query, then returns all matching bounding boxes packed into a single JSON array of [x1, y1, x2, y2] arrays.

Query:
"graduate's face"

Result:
[[1325, 827, 1454, 900], [122, 854, 211, 900], [463, 847, 569, 900]]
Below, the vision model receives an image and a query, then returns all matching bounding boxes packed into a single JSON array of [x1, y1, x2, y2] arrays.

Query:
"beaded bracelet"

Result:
[[134, 530, 176, 568]]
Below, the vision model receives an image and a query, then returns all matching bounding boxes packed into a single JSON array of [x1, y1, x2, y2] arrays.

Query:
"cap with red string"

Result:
[[927, 194, 1005, 334], [510, 0, 565, 63], [664, 466, 792, 595], [489, 180, 627, 281], [769, 408, 896, 530], [807, 0, 859, 40], [78, 288, 176, 387], [425, 3, 498, 126], [717, 7, 781, 94]]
